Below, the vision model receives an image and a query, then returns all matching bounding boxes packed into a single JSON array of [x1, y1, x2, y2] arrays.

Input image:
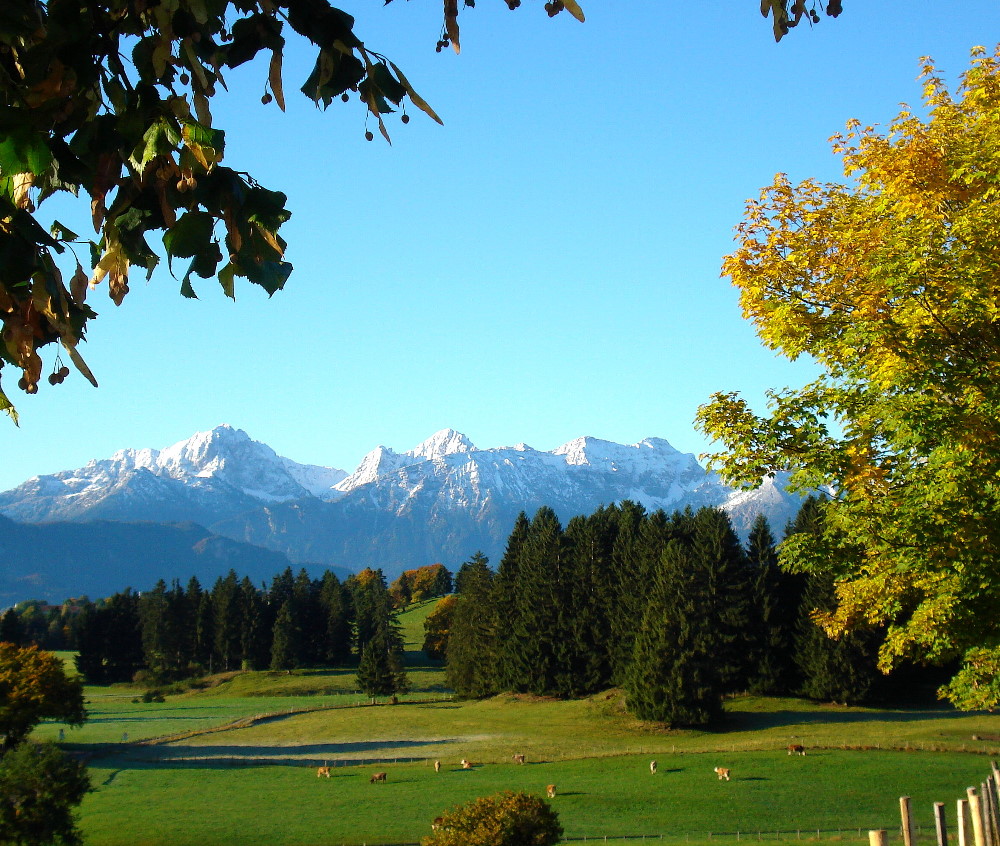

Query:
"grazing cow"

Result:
[[714, 767, 731, 781], [370, 771, 387, 784], [546, 784, 557, 798], [512, 754, 526, 765], [434, 760, 441, 773], [650, 760, 657, 775], [316, 766, 331, 778], [461, 759, 472, 769], [787, 744, 806, 756]]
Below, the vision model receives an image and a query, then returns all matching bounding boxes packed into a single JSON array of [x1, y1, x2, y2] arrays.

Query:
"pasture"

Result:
[[36, 604, 1000, 846]]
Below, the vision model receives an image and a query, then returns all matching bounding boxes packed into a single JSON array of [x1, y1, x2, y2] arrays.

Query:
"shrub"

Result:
[[422, 790, 562, 846]]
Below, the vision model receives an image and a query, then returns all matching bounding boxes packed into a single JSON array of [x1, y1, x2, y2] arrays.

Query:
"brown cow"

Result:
[[434, 760, 441, 772], [431, 817, 444, 831], [461, 759, 473, 769], [316, 766, 331, 778], [512, 754, 526, 765], [546, 784, 557, 798], [713, 767, 731, 781], [370, 771, 387, 784], [650, 760, 657, 775], [787, 744, 806, 756]]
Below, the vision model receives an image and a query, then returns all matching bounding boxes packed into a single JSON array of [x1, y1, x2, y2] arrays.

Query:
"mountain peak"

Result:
[[407, 429, 476, 461]]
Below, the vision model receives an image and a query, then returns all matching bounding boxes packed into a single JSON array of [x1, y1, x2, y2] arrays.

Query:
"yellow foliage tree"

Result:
[[0, 643, 86, 749], [696, 45, 1000, 709]]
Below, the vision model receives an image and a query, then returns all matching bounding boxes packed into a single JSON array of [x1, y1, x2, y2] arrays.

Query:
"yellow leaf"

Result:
[[388, 62, 443, 126], [269, 49, 285, 112], [562, 0, 585, 22]]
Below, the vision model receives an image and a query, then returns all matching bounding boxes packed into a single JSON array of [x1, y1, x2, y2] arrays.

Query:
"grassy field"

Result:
[[34, 605, 1000, 846]]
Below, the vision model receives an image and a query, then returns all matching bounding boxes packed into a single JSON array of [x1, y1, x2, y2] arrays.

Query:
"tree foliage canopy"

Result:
[[0, 741, 91, 846], [0, 643, 86, 748], [422, 790, 562, 846], [0, 0, 846, 422], [0, 0, 585, 420], [695, 46, 1000, 709]]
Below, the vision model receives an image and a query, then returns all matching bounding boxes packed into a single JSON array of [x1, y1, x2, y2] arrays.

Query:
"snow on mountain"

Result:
[[334, 428, 476, 494], [0, 425, 347, 523], [0, 426, 807, 581]]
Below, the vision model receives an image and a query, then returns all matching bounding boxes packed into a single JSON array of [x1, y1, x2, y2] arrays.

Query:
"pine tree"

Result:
[[745, 514, 802, 695], [319, 571, 353, 665], [491, 515, 530, 691], [607, 501, 650, 684], [560, 512, 615, 695], [445, 553, 497, 698], [506, 507, 568, 695], [625, 508, 751, 726], [212, 571, 242, 671], [270, 600, 299, 670], [239, 577, 270, 670], [626, 538, 723, 726], [0, 608, 25, 645], [356, 628, 408, 699]]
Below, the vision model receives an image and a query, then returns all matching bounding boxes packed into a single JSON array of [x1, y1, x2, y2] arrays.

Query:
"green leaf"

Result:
[[0, 387, 19, 425], [0, 128, 53, 177], [244, 259, 291, 296], [163, 211, 215, 260], [49, 221, 79, 242]]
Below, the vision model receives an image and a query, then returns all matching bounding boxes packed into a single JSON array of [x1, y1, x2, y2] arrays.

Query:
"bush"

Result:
[[422, 790, 562, 846], [0, 742, 91, 845]]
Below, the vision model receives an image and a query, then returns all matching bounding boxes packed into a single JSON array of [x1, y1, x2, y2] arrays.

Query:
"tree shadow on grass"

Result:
[[87, 738, 468, 771], [724, 709, 975, 733]]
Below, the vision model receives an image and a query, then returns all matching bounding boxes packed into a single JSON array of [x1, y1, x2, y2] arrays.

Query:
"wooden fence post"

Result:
[[970, 787, 987, 846], [937, 802, 950, 846], [986, 777, 1000, 846], [984, 782, 996, 846], [871, 830, 889, 846], [960, 799, 971, 846], [902, 797, 916, 846]]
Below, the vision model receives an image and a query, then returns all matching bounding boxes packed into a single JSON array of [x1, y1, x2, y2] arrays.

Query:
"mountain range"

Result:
[[0, 425, 805, 603]]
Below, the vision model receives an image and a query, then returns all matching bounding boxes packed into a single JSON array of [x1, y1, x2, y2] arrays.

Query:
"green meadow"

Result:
[[37, 604, 1000, 846]]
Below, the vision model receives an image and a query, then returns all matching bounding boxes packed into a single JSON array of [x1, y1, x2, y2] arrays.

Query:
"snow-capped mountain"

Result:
[[0, 424, 347, 524], [0, 426, 806, 587]]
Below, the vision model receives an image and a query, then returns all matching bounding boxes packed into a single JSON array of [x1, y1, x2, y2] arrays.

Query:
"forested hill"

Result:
[[0, 515, 347, 604]]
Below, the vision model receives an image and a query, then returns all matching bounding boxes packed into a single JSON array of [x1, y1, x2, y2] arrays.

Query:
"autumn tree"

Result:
[[0, 0, 585, 421], [696, 46, 1000, 709], [422, 790, 562, 846], [0, 643, 85, 750], [422, 594, 456, 660]]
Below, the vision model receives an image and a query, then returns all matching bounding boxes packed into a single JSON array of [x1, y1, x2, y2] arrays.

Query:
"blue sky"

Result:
[[3, 2, 999, 490]]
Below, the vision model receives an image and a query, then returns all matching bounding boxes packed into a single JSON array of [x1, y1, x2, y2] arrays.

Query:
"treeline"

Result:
[[1, 564, 451, 692], [442, 498, 941, 726]]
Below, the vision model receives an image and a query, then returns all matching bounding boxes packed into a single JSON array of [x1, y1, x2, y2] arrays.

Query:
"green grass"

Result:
[[35, 606, 1000, 844]]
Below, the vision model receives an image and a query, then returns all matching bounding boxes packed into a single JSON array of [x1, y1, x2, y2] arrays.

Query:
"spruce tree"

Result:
[[239, 576, 270, 670], [745, 514, 802, 695], [507, 507, 567, 695], [270, 600, 299, 671], [212, 571, 242, 671], [445, 553, 497, 698], [0, 608, 26, 645], [560, 512, 615, 695], [356, 628, 408, 699], [607, 501, 650, 684], [491, 515, 530, 691], [626, 538, 723, 726], [319, 571, 353, 665]]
